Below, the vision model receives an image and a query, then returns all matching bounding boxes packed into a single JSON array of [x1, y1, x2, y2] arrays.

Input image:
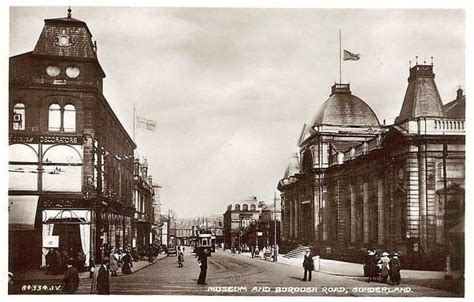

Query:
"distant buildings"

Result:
[[223, 196, 281, 249], [278, 63, 465, 269], [132, 159, 156, 256]]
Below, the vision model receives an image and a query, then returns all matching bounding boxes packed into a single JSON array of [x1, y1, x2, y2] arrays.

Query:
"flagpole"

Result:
[[133, 103, 136, 142], [339, 29, 342, 84]]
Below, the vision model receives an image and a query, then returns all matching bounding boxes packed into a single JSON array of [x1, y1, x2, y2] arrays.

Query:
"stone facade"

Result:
[[278, 64, 465, 270]]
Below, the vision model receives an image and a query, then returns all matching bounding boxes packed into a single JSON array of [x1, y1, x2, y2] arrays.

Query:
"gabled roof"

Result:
[[443, 88, 465, 119]]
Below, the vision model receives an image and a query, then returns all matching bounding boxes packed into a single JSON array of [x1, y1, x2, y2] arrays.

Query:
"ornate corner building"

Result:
[[8, 11, 141, 270], [278, 64, 465, 270]]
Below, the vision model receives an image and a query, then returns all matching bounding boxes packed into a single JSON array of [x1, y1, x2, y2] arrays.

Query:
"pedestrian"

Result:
[[52, 248, 62, 275], [89, 256, 96, 278], [61, 250, 69, 273], [45, 248, 54, 275], [109, 248, 119, 276], [177, 250, 184, 268], [96, 257, 110, 295], [302, 249, 314, 281], [366, 250, 378, 283], [116, 248, 123, 269], [122, 250, 133, 275], [62, 258, 79, 294], [378, 252, 391, 283], [197, 248, 208, 285], [389, 252, 401, 285]]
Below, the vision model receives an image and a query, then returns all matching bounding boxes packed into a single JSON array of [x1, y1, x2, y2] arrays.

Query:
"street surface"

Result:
[[77, 249, 459, 296]]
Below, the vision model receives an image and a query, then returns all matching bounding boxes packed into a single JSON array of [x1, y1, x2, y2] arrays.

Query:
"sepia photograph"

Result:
[[6, 2, 467, 298]]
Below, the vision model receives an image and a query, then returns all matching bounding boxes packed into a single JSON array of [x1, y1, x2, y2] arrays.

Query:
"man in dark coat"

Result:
[[367, 250, 378, 283], [302, 249, 314, 281], [62, 258, 79, 294], [97, 257, 110, 295], [197, 248, 208, 285], [389, 252, 402, 285]]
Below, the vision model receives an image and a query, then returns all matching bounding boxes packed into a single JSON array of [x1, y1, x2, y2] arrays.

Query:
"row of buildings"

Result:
[[8, 10, 165, 270], [277, 63, 465, 269], [174, 216, 224, 247], [223, 196, 281, 250]]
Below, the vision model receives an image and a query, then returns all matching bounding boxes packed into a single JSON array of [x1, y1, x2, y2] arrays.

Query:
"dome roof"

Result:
[[310, 84, 380, 127], [283, 153, 300, 179]]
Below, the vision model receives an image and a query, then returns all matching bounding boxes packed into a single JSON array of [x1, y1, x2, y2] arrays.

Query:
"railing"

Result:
[[403, 118, 465, 135]]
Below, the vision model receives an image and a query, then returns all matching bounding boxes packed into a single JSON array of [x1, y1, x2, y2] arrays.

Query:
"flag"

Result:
[[136, 116, 157, 132], [343, 49, 360, 61]]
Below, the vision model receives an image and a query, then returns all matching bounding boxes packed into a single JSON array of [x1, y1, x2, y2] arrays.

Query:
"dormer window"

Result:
[[57, 34, 71, 47]]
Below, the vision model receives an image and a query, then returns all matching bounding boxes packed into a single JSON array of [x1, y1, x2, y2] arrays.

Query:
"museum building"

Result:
[[9, 10, 136, 270], [278, 63, 465, 269]]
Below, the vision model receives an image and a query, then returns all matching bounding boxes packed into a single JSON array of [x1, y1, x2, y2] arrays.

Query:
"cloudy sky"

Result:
[[9, 7, 465, 218]]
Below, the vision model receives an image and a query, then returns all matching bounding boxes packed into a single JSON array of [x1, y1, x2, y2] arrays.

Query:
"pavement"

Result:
[[10, 248, 462, 296], [225, 249, 463, 280], [13, 253, 168, 282]]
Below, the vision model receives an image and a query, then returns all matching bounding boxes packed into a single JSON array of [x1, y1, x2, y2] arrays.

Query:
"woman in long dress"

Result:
[[121, 251, 133, 275], [109, 248, 119, 276], [378, 252, 390, 283], [389, 252, 401, 285]]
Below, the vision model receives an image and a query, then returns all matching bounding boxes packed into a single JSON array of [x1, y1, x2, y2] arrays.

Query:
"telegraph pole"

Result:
[[274, 192, 278, 262]]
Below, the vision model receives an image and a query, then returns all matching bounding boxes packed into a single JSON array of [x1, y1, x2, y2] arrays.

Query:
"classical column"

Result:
[[314, 186, 320, 242], [363, 182, 369, 244], [294, 199, 299, 239], [350, 184, 356, 243], [377, 179, 384, 245], [289, 199, 293, 239], [418, 144, 428, 251]]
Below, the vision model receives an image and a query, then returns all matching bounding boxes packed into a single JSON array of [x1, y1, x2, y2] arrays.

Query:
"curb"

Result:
[[227, 251, 363, 278], [113, 254, 168, 278]]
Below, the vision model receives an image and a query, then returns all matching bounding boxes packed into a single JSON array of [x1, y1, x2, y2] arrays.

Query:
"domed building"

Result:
[[278, 64, 465, 270]]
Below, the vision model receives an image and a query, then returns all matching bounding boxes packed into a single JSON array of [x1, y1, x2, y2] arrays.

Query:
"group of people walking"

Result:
[[45, 248, 86, 275], [364, 250, 402, 285], [109, 247, 134, 276]]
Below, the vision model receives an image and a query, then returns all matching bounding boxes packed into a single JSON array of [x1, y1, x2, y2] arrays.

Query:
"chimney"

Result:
[[457, 86, 463, 100]]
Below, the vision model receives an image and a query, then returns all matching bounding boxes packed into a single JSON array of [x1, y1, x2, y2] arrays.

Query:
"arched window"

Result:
[[250, 204, 256, 211], [42, 145, 82, 192], [48, 103, 77, 132], [63, 104, 76, 132], [235, 204, 240, 211], [12, 103, 26, 131], [48, 103, 61, 131], [243, 204, 248, 211], [13, 103, 26, 130]]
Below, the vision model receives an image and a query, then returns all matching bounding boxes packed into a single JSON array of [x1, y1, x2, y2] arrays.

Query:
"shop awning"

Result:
[[43, 209, 91, 224], [9, 195, 39, 230]]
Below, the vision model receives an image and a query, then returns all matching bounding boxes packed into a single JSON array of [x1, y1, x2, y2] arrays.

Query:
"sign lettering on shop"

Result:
[[9, 134, 83, 144]]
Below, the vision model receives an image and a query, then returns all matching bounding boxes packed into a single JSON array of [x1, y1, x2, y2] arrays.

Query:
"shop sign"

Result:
[[43, 235, 59, 248], [9, 134, 83, 145]]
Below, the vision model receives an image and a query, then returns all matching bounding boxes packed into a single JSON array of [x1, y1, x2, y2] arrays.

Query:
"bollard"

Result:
[[445, 255, 453, 280], [314, 255, 321, 271]]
